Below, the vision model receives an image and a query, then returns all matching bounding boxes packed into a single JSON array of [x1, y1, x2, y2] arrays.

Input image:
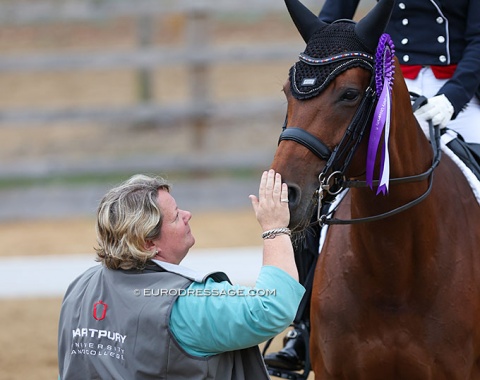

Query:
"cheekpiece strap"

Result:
[[299, 51, 374, 66]]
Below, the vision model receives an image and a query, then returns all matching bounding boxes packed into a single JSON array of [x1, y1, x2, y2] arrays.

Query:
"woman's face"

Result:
[[151, 189, 195, 264]]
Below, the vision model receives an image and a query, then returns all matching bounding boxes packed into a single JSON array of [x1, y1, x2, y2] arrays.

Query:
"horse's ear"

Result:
[[355, 0, 394, 52], [285, 0, 326, 43]]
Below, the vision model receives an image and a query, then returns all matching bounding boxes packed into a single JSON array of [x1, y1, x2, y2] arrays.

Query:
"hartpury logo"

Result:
[[93, 300, 108, 321]]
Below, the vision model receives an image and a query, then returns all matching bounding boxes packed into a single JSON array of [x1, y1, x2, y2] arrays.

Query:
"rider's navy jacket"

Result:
[[319, 0, 480, 117]]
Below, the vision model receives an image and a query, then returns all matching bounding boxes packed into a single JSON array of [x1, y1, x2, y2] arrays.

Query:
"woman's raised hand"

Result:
[[249, 170, 290, 232]]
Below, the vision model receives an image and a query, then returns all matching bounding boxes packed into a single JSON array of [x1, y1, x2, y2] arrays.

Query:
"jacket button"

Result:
[[398, 2, 406, 9], [403, 55, 410, 62], [401, 38, 408, 45], [436, 17, 444, 24], [437, 36, 445, 43], [402, 18, 409, 25], [439, 55, 447, 63]]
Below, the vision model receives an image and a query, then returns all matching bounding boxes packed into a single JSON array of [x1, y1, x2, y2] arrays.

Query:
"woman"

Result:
[[58, 170, 305, 379]]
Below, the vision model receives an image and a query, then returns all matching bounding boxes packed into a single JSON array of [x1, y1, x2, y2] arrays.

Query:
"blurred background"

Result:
[[0, 0, 375, 378]]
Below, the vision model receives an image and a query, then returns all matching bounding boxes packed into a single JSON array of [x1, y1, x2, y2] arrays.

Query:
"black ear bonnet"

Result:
[[289, 20, 375, 100]]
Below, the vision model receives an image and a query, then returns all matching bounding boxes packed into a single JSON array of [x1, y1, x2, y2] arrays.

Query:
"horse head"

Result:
[[271, 2, 480, 378], [271, 0, 395, 231]]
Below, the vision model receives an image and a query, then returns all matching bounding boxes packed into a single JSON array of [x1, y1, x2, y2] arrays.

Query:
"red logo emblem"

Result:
[[93, 300, 108, 321]]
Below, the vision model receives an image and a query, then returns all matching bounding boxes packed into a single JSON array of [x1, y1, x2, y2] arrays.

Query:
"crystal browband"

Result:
[[299, 51, 374, 66]]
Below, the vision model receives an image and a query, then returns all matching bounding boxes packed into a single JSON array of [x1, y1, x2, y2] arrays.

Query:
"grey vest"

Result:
[[58, 261, 270, 380]]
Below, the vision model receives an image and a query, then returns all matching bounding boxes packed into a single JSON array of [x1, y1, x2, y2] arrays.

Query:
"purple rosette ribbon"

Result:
[[366, 33, 395, 195]]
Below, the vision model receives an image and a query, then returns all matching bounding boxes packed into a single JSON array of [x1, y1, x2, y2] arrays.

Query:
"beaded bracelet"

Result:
[[262, 227, 292, 240]]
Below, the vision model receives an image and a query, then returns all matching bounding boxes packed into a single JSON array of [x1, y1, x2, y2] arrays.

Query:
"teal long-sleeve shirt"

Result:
[[169, 265, 305, 357]]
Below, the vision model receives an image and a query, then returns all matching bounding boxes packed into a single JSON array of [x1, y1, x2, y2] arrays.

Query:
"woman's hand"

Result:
[[250, 170, 298, 280], [249, 170, 290, 232]]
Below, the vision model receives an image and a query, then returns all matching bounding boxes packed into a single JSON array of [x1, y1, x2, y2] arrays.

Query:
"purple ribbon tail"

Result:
[[367, 33, 394, 195], [366, 84, 388, 189]]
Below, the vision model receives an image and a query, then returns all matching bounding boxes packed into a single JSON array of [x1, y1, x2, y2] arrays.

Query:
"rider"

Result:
[[264, 0, 480, 371], [320, 0, 480, 144]]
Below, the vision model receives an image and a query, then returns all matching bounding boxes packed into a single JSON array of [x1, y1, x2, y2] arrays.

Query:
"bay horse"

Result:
[[270, 0, 480, 378]]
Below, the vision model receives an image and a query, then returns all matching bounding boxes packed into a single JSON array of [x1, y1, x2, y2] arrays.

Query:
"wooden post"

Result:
[[186, 5, 211, 151], [136, 13, 155, 127]]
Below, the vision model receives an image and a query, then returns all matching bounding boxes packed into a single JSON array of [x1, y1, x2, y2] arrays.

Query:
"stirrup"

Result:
[[267, 367, 310, 380], [262, 323, 311, 380]]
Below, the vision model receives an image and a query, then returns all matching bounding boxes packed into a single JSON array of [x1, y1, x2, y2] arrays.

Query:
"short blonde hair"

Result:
[[95, 174, 170, 270]]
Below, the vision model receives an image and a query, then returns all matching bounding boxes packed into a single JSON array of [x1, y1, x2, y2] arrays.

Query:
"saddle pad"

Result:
[[441, 130, 480, 205]]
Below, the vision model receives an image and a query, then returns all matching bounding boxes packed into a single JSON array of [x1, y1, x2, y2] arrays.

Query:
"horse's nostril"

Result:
[[287, 184, 302, 207]]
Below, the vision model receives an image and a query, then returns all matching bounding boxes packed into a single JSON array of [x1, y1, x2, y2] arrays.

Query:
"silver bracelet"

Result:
[[262, 227, 292, 239]]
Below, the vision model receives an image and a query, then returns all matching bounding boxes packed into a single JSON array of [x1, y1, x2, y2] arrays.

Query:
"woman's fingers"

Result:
[[265, 170, 275, 199], [258, 170, 268, 200], [273, 172, 282, 199], [281, 182, 289, 206], [263, 170, 282, 202], [252, 169, 290, 230], [259, 170, 286, 202], [256, 170, 288, 203]]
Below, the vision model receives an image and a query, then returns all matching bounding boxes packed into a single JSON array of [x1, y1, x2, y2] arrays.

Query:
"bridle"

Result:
[[278, 72, 442, 226]]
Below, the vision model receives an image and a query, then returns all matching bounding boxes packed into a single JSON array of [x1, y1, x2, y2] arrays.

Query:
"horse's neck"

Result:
[[347, 78, 440, 295], [388, 80, 434, 180]]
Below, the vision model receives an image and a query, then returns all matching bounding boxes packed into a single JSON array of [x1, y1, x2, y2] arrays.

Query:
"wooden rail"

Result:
[[0, 0, 376, 180], [0, 0, 317, 128]]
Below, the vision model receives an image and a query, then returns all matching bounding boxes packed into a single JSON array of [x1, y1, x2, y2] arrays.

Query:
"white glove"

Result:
[[414, 94, 454, 130]]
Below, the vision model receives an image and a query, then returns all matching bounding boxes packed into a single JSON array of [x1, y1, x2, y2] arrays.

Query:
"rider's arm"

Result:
[[319, 0, 360, 23], [436, 1, 480, 118]]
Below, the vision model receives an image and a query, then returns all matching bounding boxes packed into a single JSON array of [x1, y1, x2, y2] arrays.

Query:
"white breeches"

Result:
[[405, 67, 480, 144]]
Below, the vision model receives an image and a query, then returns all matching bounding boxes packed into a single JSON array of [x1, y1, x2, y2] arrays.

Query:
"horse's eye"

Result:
[[341, 90, 360, 101]]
